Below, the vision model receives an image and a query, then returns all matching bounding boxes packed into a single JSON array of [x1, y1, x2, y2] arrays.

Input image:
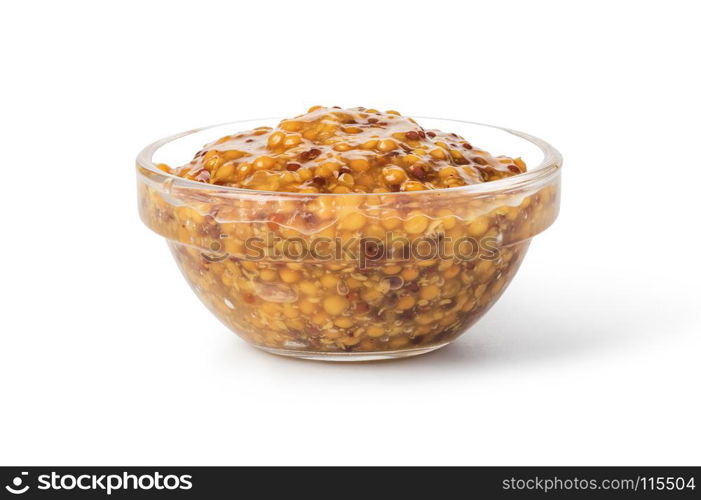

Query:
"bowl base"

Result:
[[254, 342, 449, 362]]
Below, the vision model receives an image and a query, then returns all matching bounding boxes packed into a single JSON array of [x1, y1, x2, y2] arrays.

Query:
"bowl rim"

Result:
[[136, 116, 562, 198]]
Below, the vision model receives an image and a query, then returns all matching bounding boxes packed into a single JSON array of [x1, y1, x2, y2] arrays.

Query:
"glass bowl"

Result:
[[137, 118, 562, 361]]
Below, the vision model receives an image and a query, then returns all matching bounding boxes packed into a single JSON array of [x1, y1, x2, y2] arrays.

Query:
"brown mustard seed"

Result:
[[410, 165, 427, 180], [300, 148, 322, 162], [355, 302, 369, 313], [300, 211, 318, 225]]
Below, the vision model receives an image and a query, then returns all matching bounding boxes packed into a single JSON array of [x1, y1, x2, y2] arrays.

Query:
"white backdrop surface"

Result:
[[0, 0, 699, 465]]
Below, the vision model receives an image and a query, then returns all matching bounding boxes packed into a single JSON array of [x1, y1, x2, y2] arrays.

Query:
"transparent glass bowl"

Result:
[[137, 118, 562, 361]]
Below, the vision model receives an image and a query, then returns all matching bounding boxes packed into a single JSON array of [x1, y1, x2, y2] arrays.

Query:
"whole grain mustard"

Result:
[[140, 107, 559, 357], [164, 106, 525, 193]]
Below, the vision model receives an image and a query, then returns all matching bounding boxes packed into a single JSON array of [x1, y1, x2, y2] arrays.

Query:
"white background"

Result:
[[1, 0, 699, 465]]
